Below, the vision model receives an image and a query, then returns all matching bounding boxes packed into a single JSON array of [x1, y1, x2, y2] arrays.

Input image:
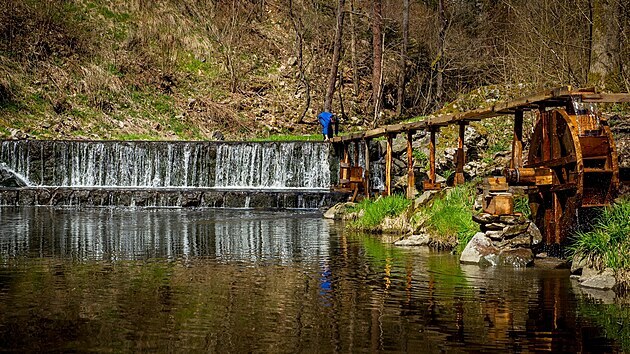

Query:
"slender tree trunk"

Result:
[[372, 0, 383, 126], [350, 0, 359, 96], [396, 0, 409, 116], [289, 0, 310, 123], [435, 0, 446, 103], [324, 0, 346, 112]]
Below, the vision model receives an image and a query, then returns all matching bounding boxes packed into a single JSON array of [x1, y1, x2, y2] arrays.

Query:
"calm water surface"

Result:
[[0, 207, 627, 353]]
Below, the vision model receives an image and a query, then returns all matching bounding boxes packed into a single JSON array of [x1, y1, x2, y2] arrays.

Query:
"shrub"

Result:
[[349, 195, 411, 231], [568, 199, 630, 271]]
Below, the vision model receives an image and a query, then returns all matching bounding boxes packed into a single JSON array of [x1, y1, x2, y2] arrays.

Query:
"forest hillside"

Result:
[[1, 0, 629, 140]]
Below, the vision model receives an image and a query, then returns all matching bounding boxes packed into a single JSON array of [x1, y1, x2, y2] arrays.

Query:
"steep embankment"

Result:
[[0, 1, 334, 140]]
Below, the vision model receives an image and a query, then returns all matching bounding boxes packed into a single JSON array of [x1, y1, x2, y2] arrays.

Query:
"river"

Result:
[[0, 207, 627, 352]]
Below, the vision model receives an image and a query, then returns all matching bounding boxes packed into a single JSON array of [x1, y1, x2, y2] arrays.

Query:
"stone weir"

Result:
[[0, 140, 343, 209]]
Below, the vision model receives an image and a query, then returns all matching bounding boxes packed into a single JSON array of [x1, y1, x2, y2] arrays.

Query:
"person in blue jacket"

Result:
[[317, 111, 338, 141]]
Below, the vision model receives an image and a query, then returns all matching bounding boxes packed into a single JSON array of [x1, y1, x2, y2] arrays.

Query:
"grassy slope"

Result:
[[0, 0, 323, 141]]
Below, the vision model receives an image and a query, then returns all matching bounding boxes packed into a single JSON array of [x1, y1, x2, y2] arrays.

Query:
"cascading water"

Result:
[[0, 140, 342, 208], [214, 142, 331, 190]]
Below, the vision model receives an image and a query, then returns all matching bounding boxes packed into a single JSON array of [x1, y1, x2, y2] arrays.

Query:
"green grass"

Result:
[[568, 199, 630, 270], [250, 134, 322, 142], [348, 194, 412, 231], [418, 183, 479, 252]]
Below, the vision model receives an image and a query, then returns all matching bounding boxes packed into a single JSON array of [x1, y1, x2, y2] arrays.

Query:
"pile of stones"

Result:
[[460, 212, 542, 267]]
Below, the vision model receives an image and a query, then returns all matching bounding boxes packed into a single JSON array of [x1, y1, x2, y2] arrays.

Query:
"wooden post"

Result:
[[406, 130, 415, 199], [353, 141, 360, 167], [510, 109, 524, 169], [385, 134, 393, 196], [455, 123, 466, 185], [364, 139, 371, 199], [341, 143, 350, 183], [429, 128, 436, 184]]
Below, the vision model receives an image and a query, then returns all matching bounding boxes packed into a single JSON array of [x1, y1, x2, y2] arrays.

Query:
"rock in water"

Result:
[[580, 268, 617, 290], [460, 233, 498, 264]]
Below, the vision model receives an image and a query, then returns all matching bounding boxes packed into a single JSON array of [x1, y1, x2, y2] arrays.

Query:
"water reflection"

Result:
[[0, 207, 329, 263], [0, 208, 625, 352]]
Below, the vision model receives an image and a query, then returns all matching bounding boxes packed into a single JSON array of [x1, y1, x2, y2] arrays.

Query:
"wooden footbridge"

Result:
[[331, 86, 630, 245]]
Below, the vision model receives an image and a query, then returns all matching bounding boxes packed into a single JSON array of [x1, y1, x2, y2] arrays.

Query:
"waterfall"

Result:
[[0, 140, 332, 190], [214, 142, 331, 190]]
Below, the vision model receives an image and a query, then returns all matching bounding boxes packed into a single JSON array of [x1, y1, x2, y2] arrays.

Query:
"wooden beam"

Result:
[[511, 109, 524, 169], [406, 130, 415, 199], [429, 128, 436, 184], [454, 122, 466, 185], [341, 143, 350, 183], [385, 134, 393, 196]]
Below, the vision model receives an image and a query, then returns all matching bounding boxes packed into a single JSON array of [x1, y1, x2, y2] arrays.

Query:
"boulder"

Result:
[[528, 222, 543, 246], [414, 190, 439, 209], [460, 233, 499, 264], [580, 268, 617, 290], [381, 214, 410, 234], [324, 202, 354, 220], [498, 248, 534, 267], [395, 234, 431, 246], [571, 256, 590, 274]]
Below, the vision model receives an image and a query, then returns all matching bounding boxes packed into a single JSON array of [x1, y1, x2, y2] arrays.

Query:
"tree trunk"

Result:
[[435, 0, 446, 103], [324, 0, 346, 112], [588, 0, 622, 90], [396, 0, 409, 116], [372, 0, 383, 126], [350, 0, 359, 96], [289, 0, 310, 123]]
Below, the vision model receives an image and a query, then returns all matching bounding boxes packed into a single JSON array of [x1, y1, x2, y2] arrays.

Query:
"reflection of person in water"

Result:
[[319, 261, 332, 307]]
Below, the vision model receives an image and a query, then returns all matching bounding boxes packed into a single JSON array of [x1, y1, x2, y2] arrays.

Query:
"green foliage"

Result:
[[568, 200, 630, 270], [514, 195, 531, 219], [413, 149, 429, 170], [420, 183, 479, 253], [349, 195, 412, 230], [250, 134, 322, 142]]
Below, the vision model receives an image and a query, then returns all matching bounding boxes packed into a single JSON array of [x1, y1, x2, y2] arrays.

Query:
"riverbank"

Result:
[[326, 187, 630, 293]]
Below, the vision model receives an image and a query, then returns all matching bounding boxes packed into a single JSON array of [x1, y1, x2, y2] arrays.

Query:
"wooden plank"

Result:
[[455, 122, 466, 185], [429, 128, 437, 184], [580, 93, 630, 103], [511, 109, 524, 169]]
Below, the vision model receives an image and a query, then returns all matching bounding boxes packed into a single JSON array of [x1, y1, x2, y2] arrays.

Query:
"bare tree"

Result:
[[324, 0, 346, 112], [396, 0, 409, 116], [289, 0, 311, 123], [372, 0, 383, 126]]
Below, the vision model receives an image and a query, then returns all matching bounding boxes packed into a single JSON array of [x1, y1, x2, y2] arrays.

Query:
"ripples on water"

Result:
[[0, 207, 626, 352]]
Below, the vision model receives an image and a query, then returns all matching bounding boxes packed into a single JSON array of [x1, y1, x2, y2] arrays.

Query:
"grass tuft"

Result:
[[419, 183, 479, 252], [568, 199, 630, 271], [349, 195, 411, 231]]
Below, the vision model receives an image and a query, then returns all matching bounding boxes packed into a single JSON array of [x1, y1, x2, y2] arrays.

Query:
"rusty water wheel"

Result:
[[526, 109, 583, 250], [526, 108, 619, 251]]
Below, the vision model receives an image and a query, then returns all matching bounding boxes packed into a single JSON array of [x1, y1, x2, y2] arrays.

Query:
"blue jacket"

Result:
[[318, 112, 335, 137]]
